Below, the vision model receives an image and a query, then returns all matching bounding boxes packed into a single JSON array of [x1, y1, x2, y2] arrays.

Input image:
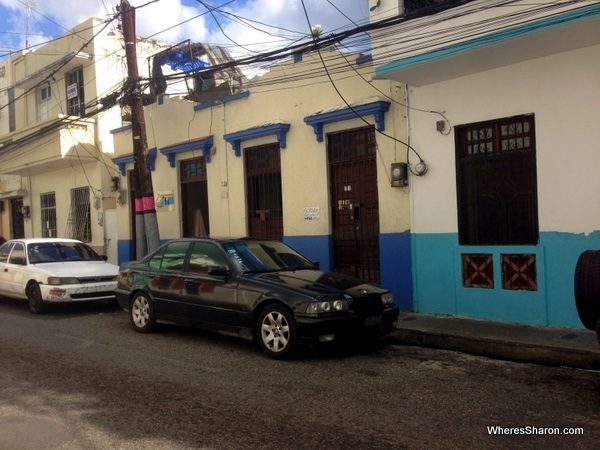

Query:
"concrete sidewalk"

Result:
[[387, 312, 600, 370]]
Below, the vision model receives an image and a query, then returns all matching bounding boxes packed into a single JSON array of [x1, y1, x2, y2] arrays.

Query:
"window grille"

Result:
[[456, 114, 538, 245], [68, 187, 91, 242], [66, 67, 85, 116], [502, 254, 537, 291], [40, 192, 57, 238], [462, 254, 494, 288]]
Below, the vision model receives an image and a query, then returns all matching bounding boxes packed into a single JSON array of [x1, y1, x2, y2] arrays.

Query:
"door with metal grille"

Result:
[[68, 187, 91, 242], [328, 127, 380, 282], [245, 143, 283, 240]]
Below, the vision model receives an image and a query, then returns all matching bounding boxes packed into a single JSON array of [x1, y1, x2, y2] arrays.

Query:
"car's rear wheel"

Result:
[[26, 282, 45, 314], [130, 292, 155, 333], [257, 304, 297, 359]]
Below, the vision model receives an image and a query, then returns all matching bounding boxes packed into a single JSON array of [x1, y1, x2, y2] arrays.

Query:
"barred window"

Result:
[[40, 192, 57, 238], [66, 67, 84, 116], [69, 187, 91, 242], [456, 114, 539, 245]]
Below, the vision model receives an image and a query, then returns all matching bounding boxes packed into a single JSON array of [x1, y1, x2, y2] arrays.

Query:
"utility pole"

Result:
[[119, 0, 160, 258]]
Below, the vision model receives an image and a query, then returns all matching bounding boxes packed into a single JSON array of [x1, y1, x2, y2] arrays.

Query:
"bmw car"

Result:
[[0, 238, 119, 313], [116, 238, 400, 358]]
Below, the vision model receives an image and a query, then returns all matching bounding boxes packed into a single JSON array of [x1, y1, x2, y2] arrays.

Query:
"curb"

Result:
[[388, 328, 600, 370]]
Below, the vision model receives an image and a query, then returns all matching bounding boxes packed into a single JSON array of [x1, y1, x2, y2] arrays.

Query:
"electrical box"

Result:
[[391, 162, 408, 187]]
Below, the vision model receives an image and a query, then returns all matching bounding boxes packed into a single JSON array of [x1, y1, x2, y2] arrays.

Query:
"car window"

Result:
[[149, 247, 167, 269], [8, 243, 26, 265], [27, 242, 102, 263], [188, 242, 228, 273], [0, 242, 14, 264], [151, 241, 189, 270], [222, 240, 315, 272]]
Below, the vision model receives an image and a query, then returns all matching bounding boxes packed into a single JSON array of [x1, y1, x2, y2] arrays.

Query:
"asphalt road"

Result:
[[0, 298, 598, 449]]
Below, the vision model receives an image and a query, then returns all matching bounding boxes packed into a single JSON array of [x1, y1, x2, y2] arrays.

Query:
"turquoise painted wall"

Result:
[[412, 231, 600, 328]]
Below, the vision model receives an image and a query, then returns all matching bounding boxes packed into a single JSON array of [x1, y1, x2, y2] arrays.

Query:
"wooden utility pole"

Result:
[[120, 0, 160, 258]]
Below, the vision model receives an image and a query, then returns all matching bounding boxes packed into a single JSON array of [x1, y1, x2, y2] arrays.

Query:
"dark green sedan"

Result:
[[116, 238, 399, 359]]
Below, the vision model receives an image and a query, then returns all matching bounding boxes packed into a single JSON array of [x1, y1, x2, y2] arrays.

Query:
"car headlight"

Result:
[[306, 300, 348, 314], [47, 276, 81, 285], [382, 293, 394, 305]]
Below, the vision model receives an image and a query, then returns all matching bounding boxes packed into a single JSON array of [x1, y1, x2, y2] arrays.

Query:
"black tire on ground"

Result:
[[257, 304, 298, 359], [130, 292, 156, 333], [574, 250, 600, 330], [26, 282, 46, 314]]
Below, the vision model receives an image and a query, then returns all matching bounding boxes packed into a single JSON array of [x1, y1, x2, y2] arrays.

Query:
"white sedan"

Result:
[[0, 238, 119, 313]]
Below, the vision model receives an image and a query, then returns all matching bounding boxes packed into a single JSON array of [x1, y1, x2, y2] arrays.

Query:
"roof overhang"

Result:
[[374, 3, 600, 86]]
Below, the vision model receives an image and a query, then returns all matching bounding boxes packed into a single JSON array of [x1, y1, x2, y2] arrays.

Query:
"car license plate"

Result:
[[365, 315, 382, 327]]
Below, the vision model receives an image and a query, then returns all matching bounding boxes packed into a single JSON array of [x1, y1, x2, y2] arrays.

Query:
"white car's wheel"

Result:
[[26, 283, 45, 314], [130, 292, 155, 333]]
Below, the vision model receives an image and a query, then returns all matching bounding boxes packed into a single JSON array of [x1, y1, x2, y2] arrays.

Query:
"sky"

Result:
[[0, 0, 372, 61]]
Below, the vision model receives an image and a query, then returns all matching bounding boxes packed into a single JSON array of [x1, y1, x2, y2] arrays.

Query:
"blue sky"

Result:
[[0, 0, 371, 61]]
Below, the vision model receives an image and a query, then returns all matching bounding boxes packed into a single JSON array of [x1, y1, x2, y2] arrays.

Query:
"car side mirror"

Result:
[[312, 260, 320, 269], [100, 255, 108, 261], [208, 265, 230, 277]]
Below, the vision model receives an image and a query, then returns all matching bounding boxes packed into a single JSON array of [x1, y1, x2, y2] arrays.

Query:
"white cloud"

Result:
[[0, 0, 369, 60]]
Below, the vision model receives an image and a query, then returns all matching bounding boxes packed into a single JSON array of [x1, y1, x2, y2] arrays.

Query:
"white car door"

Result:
[[5, 242, 28, 298], [0, 242, 14, 296]]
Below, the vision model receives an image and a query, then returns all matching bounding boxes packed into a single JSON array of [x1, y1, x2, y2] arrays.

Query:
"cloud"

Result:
[[0, 0, 369, 60]]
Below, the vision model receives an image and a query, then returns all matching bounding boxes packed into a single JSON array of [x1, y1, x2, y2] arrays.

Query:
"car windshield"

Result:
[[27, 242, 103, 263], [222, 240, 316, 273]]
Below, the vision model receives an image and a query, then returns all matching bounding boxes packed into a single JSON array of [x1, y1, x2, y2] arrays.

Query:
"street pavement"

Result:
[[388, 312, 600, 370]]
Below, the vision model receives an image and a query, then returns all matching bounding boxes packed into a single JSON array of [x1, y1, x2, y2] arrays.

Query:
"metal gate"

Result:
[[245, 143, 283, 240], [328, 127, 380, 282]]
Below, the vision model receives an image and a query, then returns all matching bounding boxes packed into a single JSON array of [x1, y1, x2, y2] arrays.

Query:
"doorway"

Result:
[[328, 126, 380, 282], [245, 143, 283, 240], [181, 158, 210, 237]]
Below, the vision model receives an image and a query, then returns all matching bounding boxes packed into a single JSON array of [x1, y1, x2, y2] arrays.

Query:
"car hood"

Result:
[[251, 269, 387, 299], [34, 261, 119, 277]]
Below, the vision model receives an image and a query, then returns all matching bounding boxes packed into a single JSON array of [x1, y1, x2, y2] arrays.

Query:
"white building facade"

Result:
[[370, 0, 600, 327]]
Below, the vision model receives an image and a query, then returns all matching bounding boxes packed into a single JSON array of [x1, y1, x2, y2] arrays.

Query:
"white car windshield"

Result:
[[27, 242, 103, 263]]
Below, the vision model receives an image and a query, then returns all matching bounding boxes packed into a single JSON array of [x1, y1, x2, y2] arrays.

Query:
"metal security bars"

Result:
[[67, 187, 91, 242], [245, 143, 283, 240], [40, 192, 57, 238]]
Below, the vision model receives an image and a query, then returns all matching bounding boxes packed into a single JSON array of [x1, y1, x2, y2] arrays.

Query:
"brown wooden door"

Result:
[[328, 127, 380, 282], [245, 143, 283, 240]]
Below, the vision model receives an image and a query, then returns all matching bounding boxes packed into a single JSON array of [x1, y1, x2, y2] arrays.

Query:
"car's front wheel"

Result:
[[130, 292, 156, 333], [26, 282, 45, 314], [257, 304, 297, 359]]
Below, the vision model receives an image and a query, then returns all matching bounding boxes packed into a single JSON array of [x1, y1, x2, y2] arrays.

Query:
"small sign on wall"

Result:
[[67, 83, 78, 99], [303, 206, 320, 220]]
